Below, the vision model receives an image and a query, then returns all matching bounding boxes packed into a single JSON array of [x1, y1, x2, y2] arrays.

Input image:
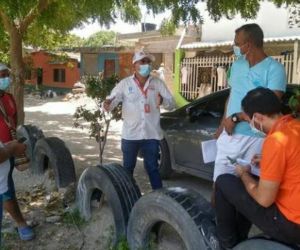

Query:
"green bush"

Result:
[[288, 87, 300, 115], [74, 74, 121, 163]]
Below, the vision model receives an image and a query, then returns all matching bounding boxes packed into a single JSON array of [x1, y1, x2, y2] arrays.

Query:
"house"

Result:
[[172, 36, 300, 106], [24, 50, 80, 93], [78, 24, 201, 92], [78, 46, 134, 80]]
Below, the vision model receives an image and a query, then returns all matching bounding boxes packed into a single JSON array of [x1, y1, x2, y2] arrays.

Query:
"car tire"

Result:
[[127, 187, 219, 250], [32, 137, 76, 188], [76, 163, 141, 243], [233, 238, 295, 250], [16, 124, 44, 162], [159, 139, 173, 179]]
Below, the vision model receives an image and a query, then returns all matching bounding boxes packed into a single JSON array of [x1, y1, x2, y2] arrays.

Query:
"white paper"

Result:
[[201, 139, 217, 164], [234, 158, 260, 176], [250, 166, 260, 176]]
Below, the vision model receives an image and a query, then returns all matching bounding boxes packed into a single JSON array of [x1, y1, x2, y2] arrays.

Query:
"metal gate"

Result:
[[180, 54, 294, 101]]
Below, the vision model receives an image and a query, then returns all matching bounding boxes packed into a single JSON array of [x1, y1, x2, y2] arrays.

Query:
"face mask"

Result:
[[138, 64, 151, 77], [250, 116, 266, 137], [233, 45, 242, 57], [233, 43, 249, 58], [0, 77, 11, 91]]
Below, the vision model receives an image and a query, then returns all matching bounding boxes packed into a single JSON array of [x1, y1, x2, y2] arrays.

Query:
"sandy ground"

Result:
[[2, 94, 213, 250]]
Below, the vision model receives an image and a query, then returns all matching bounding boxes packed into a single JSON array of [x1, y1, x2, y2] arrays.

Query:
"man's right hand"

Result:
[[103, 97, 115, 112], [223, 117, 236, 135], [251, 154, 262, 167], [214, 125, 224, 139], [6, 140, 26, 157]]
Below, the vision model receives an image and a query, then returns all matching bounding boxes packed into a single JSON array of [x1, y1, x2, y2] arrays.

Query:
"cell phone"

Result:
[[226, 156, 237, 164], [17, 137, 27, 143]]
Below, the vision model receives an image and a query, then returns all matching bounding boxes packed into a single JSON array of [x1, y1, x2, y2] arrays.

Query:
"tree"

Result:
[[0, 0, 298, 123], [206, 0, 298, 21], [159, 18, 177, 36], [25, 27, 85, 50], [0, 0, 142, 123], [83, 31, 116, 47], [0, 26, 9, 63], [74, 74, 122, 163]]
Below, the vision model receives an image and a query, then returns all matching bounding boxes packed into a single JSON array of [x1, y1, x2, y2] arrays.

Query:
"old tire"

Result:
[[233, 238, 295, 250], [16, 124, 44, 161], [76, 163, 141, 242], [127, 187, 219, 250], [32, 137, 76, 188], [159, 139, 173, 179]]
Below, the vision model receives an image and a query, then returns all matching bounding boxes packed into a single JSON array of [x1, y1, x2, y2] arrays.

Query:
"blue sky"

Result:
[[71, 2, 300, 41]]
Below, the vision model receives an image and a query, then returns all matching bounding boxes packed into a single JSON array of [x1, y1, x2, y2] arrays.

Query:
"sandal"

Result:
[[18, 226, 35, 241]]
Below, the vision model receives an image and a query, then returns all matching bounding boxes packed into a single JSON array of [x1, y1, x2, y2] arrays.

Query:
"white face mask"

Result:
[[250, 115, 266, 137]]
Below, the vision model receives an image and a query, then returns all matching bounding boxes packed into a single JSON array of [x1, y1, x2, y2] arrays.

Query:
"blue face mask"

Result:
[[0, 77, 11, 91], [138, 64, 151, 77], [250, 116, 266, 137], [233, 45, 242, 57]]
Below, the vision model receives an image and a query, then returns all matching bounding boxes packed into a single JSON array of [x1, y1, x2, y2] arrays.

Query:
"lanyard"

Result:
[[0, 98, 13, 128], [134, 77, 148, 98]]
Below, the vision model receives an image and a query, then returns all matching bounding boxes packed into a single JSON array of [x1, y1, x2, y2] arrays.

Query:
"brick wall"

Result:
[[25, 51, 80, 89]]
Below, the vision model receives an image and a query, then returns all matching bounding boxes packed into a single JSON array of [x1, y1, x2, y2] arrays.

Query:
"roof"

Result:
[[181, 35, 300, 49], [28, 50, 80, 62], [75, 45, 134, 53]]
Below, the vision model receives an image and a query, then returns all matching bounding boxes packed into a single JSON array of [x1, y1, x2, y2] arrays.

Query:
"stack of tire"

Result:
[[76, 165, 297, 250], [16, 124, 76, 188]]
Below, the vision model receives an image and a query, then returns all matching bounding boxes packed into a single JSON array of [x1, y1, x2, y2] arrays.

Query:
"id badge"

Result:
[[144, 104, 150, 113]]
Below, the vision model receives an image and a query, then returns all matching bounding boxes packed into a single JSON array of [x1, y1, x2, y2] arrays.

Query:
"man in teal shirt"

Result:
[[213, 23, 286, 183]]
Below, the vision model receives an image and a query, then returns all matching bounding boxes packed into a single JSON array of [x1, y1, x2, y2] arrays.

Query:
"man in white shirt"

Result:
[[0, 140, 26, 245], [157, 63, 165, 81], [103, 50, 175, 189]]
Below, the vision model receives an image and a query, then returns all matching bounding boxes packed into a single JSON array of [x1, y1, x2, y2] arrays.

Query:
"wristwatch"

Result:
[[231, 113, 239, 123]]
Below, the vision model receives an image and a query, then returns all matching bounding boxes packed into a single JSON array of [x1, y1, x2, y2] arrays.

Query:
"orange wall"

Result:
[[25, 51, 80, 89], [119, 53, 134, 78]]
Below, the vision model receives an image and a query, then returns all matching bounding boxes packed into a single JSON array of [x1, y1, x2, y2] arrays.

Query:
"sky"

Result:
[[71, 2, 300, 42]]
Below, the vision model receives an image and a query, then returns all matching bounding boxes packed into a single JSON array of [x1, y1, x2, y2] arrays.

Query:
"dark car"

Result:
[[159, 85, 298, 181]]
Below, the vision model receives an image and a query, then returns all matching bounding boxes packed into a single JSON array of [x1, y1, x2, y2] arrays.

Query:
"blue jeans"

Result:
[[0, 194, 2, 245], [121, 139, 162, 190], [2, 158, 16, 201], [215, 174, 300, 248]]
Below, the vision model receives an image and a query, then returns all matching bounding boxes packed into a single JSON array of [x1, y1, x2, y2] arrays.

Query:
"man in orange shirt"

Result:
[[215, 87, 300, 249]]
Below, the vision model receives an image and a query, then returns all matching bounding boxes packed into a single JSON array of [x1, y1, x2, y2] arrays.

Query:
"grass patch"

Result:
[[1, 231, 18, 241], [105, 226, 158, 250], [0, 245, 11, 250], [1, 231, 19, 250], [105, 226, 130, 250], [62, 208, 86, 228], [111, 236, 130, 250]]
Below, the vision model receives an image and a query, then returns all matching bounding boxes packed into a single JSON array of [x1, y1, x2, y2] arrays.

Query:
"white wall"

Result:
[[200, 2, 300, 42]]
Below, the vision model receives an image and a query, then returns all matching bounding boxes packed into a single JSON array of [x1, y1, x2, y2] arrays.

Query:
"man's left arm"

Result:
[[237, 167, 280, 207], [157, 80, 176, 111]]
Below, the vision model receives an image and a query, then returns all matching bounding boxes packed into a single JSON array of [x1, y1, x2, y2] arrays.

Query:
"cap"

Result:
[[0, 63, 9, 71], [132, 50, 155, 64]]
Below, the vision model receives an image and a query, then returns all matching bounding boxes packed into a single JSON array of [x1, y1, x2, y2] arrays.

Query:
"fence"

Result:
[[180, 54, 295, 101]]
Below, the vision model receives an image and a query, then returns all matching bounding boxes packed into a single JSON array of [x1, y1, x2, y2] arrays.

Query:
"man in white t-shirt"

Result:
[[103, 50, 175, 189], [157, 63, 165, 81], [0, 140, 26, 245]]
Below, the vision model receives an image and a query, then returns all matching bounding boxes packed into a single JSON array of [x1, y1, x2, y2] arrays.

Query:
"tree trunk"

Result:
[[9, 27, 25, 125]]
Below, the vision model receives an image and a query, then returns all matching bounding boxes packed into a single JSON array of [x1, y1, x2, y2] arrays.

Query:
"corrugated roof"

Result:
[[181, 35, 300, 49]]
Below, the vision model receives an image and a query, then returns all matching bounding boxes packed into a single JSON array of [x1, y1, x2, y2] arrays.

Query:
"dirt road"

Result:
[[2, 95, 212, 250]]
